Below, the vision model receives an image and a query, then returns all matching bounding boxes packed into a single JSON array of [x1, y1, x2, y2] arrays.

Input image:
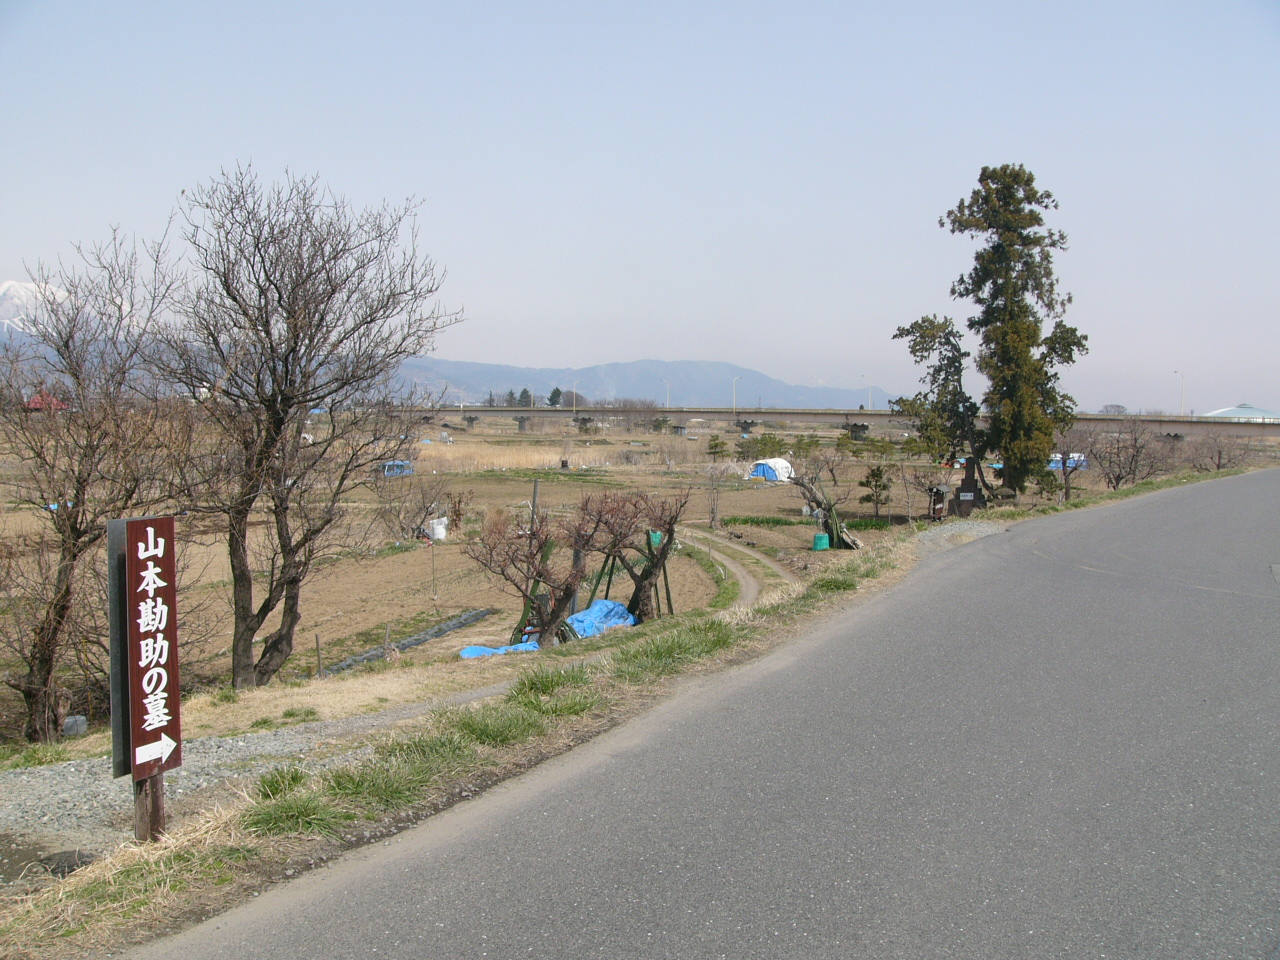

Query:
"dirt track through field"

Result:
[[679, 527, 797, 606]]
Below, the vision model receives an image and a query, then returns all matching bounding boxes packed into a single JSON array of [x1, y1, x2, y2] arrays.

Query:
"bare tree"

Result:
[[705, 464, 737, 529], [374, 474, 450, 542], [791, 451, 860, 549], [156, 166, 459, 687], [1086, 418, 1166, 490], [578, 491, 690, 621], [0, 233, 182, 740], [464, 502, 610, 644], [1190, 433, 1249, 472], [1050, 426, 1092, 501]]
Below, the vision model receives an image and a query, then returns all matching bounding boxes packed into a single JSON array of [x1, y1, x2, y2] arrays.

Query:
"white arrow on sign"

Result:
[[134, 732, 178, 766]]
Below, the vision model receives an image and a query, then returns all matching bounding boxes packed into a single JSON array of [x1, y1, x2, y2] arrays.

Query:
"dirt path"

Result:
[[679, 526, 797, 606]]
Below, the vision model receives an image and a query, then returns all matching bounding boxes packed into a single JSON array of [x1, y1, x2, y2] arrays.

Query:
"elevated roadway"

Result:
[[430, 405, 1280, 440]]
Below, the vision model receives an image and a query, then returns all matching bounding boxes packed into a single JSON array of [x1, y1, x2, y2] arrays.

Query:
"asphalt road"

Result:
[[130, 470, 1280, 959]]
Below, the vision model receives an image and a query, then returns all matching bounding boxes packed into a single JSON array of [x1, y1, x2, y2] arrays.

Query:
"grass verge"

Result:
[[0, 540, 900, 959]]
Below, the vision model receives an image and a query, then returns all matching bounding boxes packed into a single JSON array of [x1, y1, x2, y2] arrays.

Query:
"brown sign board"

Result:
[[109, 516, 182, 780]]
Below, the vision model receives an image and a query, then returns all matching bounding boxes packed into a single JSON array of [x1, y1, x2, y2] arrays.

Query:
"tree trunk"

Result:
[[18, 553, 76, 741], [254, 579, 302, 685], [227, 506, 262, 689]]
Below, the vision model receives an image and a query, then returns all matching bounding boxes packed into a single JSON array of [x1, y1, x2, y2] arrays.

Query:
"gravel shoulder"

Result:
[[1, 533, 798, 882], [1, 522, 993, 885]]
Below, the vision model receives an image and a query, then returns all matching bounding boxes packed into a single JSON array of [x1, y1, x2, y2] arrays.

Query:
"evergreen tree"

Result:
[[548, 387, 563, 407], [895, 164, 1086, 493], [859, 465, 893, 519], [518, 387, 532, 408], [943, 164, 1087, 491]]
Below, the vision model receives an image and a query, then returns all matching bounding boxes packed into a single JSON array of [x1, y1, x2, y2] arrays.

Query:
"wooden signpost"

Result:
[[109, 516, 182, 842]]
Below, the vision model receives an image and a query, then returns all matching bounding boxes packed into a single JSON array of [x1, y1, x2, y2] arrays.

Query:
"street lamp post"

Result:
[[1174, 370, 1185, 416], [731, 376, 741, 420]]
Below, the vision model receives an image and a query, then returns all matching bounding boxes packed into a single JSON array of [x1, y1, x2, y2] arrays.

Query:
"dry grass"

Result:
[[0, 806, 259, 957]]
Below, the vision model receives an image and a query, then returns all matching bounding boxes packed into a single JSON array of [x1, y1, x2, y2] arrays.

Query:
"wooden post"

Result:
[[134, 772, 165, 842], [662, 559, 675, 616], [315, 632, 322, 676]]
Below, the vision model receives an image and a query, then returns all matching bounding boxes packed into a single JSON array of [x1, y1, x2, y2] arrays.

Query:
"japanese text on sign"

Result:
[[125, 517, 181, 779]]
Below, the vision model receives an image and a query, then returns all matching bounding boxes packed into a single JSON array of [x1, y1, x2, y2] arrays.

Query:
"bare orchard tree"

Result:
[[1085, 418, 1167, 490], [583, 490, 690, 622], [0, 233, 183, 740], [705, 464, 738, 529], [1190, 432, 1250, 472], [374, 473, 451, 542], [156, 166, 459, 687], [464, 502, 610, 644], [791, 451, 861, 549], [1050, 426, 1092, 502]]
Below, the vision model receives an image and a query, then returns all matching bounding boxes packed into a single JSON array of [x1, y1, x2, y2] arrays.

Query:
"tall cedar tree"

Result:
[[898, 165, 1087, 492]]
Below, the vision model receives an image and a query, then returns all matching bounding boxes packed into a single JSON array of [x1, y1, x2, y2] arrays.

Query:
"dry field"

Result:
[[7, 407, 1229, 741], [0, 417, 915, 740]]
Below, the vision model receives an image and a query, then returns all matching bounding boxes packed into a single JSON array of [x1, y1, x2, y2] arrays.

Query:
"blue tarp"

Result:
[[565, 599, 636, 639], [459, 640, 540, 659], [1048, 454, 1089, 470]]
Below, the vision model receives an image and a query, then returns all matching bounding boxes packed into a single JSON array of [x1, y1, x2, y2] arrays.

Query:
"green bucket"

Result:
[[648, 530, 663, 548], [813, 533, 830, 551]]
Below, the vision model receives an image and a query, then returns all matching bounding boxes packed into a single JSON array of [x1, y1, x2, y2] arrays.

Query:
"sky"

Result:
[[1, 0, 1277, 415]]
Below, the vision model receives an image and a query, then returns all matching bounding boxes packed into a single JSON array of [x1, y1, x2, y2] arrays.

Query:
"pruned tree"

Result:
[[464, 503, 609, 644], [156, 165, 459, 687], [792, 452, 860, 549], [1086, 418, 1165, 490], [705, 464, 737, 529], [0, 232, 184, 740], [374, 473, 450, 541], [1190, 433, 1249, 472], [706, 434, 728, 463], [583, 491, 690, 621], [1050, 425, 1091, 502]]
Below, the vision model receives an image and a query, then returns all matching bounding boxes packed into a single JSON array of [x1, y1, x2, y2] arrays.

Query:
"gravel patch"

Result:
[[913, 517, 1007, 553], [0, 680, 510, 875]]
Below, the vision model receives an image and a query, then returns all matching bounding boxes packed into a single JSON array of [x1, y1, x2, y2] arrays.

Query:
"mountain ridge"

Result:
[[401, 356, 896, 409]]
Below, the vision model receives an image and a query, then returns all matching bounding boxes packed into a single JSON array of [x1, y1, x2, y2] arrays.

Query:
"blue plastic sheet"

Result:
[[459, 640, 540, 659], [565, 599, 636, 639]]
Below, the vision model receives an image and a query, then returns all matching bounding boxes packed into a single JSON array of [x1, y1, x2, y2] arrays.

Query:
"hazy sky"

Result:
[[1, 1, 1276, 414]]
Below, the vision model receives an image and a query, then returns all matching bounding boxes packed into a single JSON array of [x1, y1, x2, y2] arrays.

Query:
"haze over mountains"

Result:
[[402, 356, 895, 410], [0, 282, 896, 409]]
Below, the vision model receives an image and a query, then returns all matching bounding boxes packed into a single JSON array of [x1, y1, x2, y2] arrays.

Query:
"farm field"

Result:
[[0, 417, 902, 742], [4, 409, 1269, 745]]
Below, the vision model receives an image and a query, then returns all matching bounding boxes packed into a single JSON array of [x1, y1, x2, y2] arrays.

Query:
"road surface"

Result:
[[130, 469, 1280, 959]]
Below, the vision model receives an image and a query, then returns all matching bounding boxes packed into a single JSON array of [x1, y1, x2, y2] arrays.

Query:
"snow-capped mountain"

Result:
[[0, 280, 39, 334]]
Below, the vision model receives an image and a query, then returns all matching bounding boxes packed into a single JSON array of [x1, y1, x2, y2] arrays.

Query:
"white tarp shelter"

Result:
[[745, 458, 795, 482]]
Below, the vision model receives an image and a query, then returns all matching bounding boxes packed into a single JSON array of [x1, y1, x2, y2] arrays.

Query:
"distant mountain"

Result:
[[400, 356, 895, 410], [0, 280, 38, 334], [0, 281, 899, 408]]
